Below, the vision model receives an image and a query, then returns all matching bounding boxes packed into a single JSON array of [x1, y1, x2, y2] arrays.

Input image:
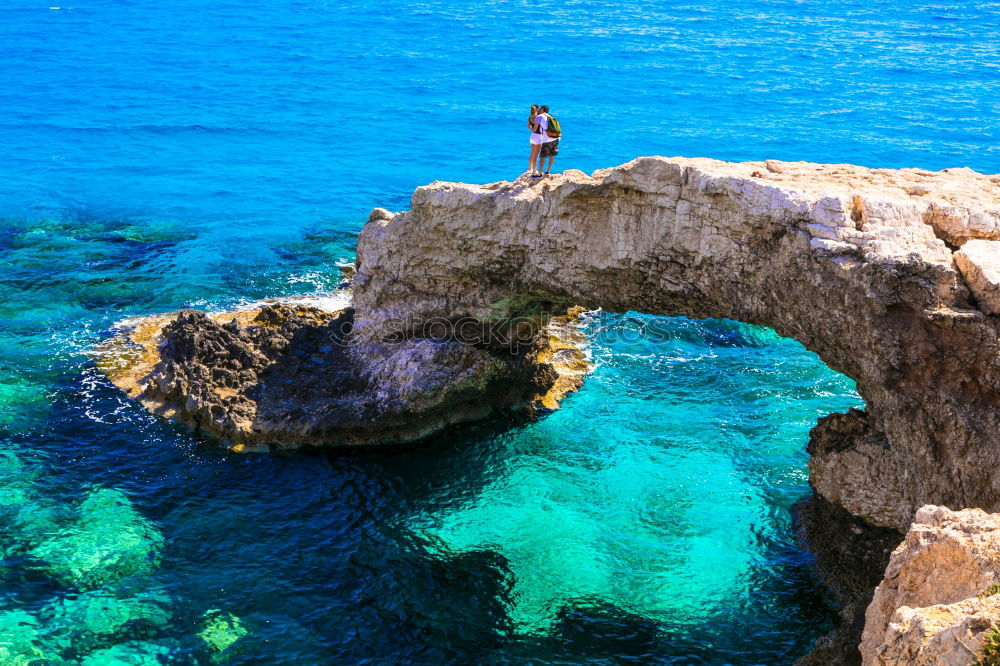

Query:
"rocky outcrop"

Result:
[[353, 156, 1000, 532], [97, 303, 587, 449], [860, 506, 1000, 665], [100, 156, 1000, 529], [97, 156, 1000, 661]]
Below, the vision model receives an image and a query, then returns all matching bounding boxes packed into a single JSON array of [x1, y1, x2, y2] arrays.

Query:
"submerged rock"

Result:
[[77, 641, 173, 665], [0, 609, 54, 664], [860, 505, 1000, 665], [0, 450, 32, 511], [193, 612, 331, 663], [0, 379, 47, 430], [199, 609, 249, 654], [41, 586, 172, 653], [0, 450, 62, 559], [29, 488, 163, 590]]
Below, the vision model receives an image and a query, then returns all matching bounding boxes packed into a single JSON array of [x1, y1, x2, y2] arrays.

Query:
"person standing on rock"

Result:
[[536, 105, 560, 176], [528, 105, 546, 177]]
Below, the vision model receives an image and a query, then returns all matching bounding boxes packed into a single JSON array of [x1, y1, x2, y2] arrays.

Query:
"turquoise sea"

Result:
[[1, 1, 998, 663]]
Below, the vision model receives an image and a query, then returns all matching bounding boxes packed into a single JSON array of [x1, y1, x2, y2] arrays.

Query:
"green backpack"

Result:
[[545, 114, 561, 138]]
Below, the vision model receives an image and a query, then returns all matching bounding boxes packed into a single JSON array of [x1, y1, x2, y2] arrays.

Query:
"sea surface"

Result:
[[0, 1, 998, 663]]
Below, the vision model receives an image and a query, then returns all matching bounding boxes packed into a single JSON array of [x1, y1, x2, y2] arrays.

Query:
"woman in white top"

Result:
[[528, 105, 548, 177]]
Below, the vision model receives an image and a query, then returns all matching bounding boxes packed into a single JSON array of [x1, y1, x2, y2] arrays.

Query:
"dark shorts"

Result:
[[541, 139, 559, 158]]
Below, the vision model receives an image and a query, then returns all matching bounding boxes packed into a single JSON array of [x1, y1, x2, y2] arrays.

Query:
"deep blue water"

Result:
[[0, 1, 997, 663]]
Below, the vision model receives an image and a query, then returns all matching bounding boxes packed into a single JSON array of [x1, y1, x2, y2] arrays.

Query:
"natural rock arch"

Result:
[[353, 156, 1000, 532]]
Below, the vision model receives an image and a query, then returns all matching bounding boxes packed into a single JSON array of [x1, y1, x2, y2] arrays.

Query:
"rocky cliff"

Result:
[[354, 156, 1000, 534]]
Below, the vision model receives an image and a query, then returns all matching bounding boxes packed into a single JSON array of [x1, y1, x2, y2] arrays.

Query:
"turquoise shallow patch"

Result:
[[77, 641, 173, 666], [29, 488, 164, 590], [42, 587, 172, 645], [415, 314, 863, 635], [200, 609, 249, 653], [0, 381, 48, 432], [420, 432, 758, 632], [0, 610, 45, 664]]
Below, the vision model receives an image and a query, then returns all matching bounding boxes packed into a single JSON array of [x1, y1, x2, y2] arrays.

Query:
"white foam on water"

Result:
[[225, 288, 352, 315], [108, 288, 352, 334]]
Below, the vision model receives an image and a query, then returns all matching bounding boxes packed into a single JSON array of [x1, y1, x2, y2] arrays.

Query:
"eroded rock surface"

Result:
[[99, 303, 585, 448], [860, 505, 1000, 665], [354, 156, 1000, 532], [955, 239, 1000, 315], [796, 494, 904, 665]]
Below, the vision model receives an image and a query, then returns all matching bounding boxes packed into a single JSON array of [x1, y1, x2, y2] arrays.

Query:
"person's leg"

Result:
[[529, 144, 540, 174], [544, 140, 557, 173]]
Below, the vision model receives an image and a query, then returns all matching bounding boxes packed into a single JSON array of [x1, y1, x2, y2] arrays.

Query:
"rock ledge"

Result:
[[861, 505, 1000, 665]]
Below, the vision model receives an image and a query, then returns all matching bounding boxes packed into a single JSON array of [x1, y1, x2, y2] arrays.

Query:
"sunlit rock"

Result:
[[199, 609, 249, 654], [954, 239, 1000, 316], [860, 505, 1000, 665]]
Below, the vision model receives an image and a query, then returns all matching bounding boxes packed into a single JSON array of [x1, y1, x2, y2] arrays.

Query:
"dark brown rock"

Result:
[[796, 494, 903, 665], [104, 303, 575, 449]]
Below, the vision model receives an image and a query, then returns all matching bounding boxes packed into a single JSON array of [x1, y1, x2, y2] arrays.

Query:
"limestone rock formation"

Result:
[[860, 505, 1000, 665], [100, 156, 1000, 530], [353, 156, 1000, 532], [98, 302, 586, 448], [96, 156, 1000, 661]]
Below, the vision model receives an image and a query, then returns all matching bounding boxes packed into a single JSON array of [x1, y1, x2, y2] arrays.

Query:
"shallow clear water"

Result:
[[0, 1, 997, 663]]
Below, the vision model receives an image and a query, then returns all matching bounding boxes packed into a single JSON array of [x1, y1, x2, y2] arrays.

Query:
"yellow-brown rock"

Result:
[[860, 506, 1000, 665]]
